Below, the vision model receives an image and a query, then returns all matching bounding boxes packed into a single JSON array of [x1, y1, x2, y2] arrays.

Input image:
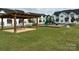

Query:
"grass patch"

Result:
[[0, 26, 79, 50]]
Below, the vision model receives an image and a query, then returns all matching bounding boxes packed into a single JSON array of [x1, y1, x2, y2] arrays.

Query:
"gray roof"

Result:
[[54, 9, 79, 16], [0, 8, 25, 14]]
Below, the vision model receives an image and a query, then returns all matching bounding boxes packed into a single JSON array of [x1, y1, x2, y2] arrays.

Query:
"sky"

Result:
[[12, 8, 73, 15]]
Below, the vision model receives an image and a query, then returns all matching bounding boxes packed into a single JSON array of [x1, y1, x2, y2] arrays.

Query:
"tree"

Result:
[[45, 15, 50, 25]]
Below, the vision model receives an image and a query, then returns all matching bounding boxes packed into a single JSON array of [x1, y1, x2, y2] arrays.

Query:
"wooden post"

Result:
[[36, 17, 39, 28], [14, 14, 16, 33], [1, 18, 3, 30], [23, 19, 24, 28]]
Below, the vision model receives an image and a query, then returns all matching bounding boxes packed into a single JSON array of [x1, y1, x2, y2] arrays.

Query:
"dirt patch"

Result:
[[3, 28, 36, 33]]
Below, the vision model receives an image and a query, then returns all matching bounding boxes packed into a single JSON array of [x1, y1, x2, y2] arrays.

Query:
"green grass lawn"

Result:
[[0, 25, 79, 51]]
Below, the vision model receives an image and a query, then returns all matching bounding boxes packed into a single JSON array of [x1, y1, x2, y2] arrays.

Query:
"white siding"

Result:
[[0, 16, 46, 27], [59, 12, 67, 23]]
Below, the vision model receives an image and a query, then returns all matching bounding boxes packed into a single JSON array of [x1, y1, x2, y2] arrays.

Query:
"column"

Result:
[[1, 18, 3, 30], [36, 17, 39, 28], [22, 19, 24, 28], [14, 14, 16, 33]]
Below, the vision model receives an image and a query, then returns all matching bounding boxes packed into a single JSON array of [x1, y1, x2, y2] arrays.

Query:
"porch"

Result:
[[0, 12, 41, 33]]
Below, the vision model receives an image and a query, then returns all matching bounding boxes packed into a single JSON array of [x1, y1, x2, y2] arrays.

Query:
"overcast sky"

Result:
[[12, 8, 73, 15]]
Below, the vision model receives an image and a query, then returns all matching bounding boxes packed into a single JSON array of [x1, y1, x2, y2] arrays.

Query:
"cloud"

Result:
[[12, 8, 72, 15]]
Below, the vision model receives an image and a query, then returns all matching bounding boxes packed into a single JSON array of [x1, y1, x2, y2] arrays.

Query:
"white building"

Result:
[[53, 9, 79, 24], [0, 8, 46, 28]]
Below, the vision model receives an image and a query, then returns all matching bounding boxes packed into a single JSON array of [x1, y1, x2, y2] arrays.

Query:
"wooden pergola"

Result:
[[0, 12, 42, 33]]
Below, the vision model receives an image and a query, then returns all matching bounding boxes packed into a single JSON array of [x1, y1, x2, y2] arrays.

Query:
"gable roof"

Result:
[[0, 8, 25, 14], [54, 9, 79, 16], [26, 12, 46, 16], [0, 8, 46, 18]]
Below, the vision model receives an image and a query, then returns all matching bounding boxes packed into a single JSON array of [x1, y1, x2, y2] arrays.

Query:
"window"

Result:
[[76, 18, 79, 22], [39, 20, 42, 22], [56, 19, 59, 22], [28, 19, 33, 23], [7, 18, 12, 24], [61, 20, 63, 22], [71, 17, 75, 22], [43, 20, 45, 22], [65, 17, 69, 22], [61, 15, 63, 17], [19, 19, 24, 23], [70, 14, 74, 17]]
